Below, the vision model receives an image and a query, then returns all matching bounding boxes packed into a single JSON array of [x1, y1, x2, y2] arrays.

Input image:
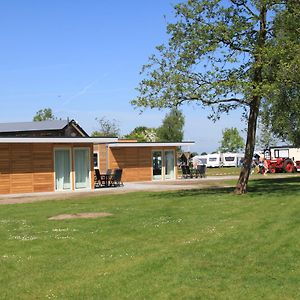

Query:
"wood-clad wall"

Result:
[[0, 143, 94, 195], [94, 144, 107, 173], [108, 147, 177, 182]]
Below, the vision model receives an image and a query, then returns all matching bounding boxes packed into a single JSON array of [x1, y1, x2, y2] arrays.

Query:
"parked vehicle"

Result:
[[263, 148, 296, 173], [192, 155, 207, 166], [206, 153, 223, 168], [222, 153, 244, 167], [193, 152, 244, 168]]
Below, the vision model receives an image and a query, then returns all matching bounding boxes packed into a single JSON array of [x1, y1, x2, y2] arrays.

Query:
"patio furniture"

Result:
[[109, 168, 123, 187], [197, 165, 207, 178], [94, 169, 114, 187], [94, 169, 102, 188], [181, 165, 192, 179]]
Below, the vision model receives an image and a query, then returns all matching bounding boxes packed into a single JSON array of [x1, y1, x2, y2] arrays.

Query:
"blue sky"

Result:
[[0, 0, 245, 153]]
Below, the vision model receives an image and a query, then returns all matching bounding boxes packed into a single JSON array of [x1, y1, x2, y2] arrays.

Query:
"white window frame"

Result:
[[152, 149, 176, 181], [53, 147, 72, 191], [93, 151, 100, 169], [73, 147, 91, 190]]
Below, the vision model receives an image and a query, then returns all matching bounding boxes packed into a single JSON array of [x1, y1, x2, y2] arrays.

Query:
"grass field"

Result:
[[206, 166, 241, 176], [1, 177, 300, 299]]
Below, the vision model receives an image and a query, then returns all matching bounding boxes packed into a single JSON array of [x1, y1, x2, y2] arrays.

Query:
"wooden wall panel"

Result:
[[10, 174, 34, 194], [0, 144, 10, 174], [93, 144, 107, 173], [32, 144, 54, 192], [109, 147, 154, 182], [0, 174, 10, 194]]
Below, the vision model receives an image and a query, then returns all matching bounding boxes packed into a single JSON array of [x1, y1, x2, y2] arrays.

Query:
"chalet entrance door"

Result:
[[152, 151, 162, 180], [54, 149, 71, 191], [164, 150, 175, 180], [74, 148, 90, 189]]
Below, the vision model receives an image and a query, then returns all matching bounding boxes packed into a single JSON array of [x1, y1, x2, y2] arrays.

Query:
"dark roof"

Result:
[[0, 120, 70, 133]]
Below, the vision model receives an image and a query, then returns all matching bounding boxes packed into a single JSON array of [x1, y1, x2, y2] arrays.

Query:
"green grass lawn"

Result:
[[206, 166, 241, 176], [1, 177, 300, 299]]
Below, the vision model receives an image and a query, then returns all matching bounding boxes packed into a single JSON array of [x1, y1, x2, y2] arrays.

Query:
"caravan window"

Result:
[[274, 149, 289, 158], [209, 157, 217, 162], [225, 156, 235, 161]]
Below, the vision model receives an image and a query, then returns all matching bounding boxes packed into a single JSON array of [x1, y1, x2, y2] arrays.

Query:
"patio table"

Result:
[[100, 174, 112, 187]]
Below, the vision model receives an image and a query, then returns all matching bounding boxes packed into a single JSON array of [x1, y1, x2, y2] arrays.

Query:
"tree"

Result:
[[91, 117, 120, 137], [256, 123, 282, 150], [125, 126, 158, 142], [33, 108, 56, 121], [260, 1, 300, 146], [157, 108, 185, 142], [132, 0, 298, 194], [218, 127, 244, 153]]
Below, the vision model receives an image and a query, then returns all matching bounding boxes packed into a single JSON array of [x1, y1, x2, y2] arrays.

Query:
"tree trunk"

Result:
[[235, 98, 260, 194], [235, 2, 267, 194]]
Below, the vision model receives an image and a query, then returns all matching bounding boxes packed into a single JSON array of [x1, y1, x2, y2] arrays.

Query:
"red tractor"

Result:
[[263, 149, 295, 173]]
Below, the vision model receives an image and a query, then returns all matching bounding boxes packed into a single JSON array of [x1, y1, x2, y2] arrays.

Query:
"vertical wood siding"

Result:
[[93, 144, 108, 173]]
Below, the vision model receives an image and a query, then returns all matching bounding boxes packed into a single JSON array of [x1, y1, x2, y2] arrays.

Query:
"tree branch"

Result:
[[230, 0, 257, 18]]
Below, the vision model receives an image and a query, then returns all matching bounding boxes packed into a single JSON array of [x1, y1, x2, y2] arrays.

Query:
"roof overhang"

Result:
[[107, 141, 195, 148], [0, 137, 118, 144]]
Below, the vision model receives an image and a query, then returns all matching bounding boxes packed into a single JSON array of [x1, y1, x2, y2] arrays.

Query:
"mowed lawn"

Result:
[[1, 177, 300, 299]]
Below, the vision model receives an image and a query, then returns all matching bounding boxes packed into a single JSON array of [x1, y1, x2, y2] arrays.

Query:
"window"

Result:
[[274, 149, 289, 158], [209, 157, 217, 162], [93, 152, 99, 168], [225, 156, 235, 161]]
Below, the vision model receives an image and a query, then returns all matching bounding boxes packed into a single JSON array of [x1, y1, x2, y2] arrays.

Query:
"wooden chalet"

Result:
[[93, 141, 194, 182]]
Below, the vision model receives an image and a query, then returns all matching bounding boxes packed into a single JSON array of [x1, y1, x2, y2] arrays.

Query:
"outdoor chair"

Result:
[[181, 165, 192, 179], [197, 165, 207, 178], [94, 169, 102, 188], [109, 168, 124, 187]]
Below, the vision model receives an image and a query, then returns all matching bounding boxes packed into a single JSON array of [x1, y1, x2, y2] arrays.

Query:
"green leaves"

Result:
[[218, 127, 245, 153], [33, 108, 56, 122]]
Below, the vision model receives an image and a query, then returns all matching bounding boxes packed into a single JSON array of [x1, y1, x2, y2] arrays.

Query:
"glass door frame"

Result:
[[54, 147, 72, 191], [152, 149, 176, 181], [152, 150, 163, 180], [164, 149, 176, 180], [73, 147, 91, 190]]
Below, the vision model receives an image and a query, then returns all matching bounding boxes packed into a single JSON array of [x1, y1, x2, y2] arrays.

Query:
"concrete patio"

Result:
[[0, 176, 238, 205]]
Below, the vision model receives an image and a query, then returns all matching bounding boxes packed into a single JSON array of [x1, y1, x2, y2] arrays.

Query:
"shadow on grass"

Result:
[[149, 176, 300, 199], [248, 176, 300, 195], [149, 186, 235, 200]]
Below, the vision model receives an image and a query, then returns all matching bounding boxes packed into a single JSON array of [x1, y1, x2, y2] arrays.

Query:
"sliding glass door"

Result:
[[74, 148, 90, 189], [54, 149, 71, 191], [152, 150, 175, 180], [165, 150, 175, 180], [152, 151, 163, 180]]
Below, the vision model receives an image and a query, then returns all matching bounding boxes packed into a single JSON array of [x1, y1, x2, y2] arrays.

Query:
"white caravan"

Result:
[[192, 155, 208, 166], [222, 153, 244, 167], [193, 152, 244, 168], [207, 153, 223, 168]]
